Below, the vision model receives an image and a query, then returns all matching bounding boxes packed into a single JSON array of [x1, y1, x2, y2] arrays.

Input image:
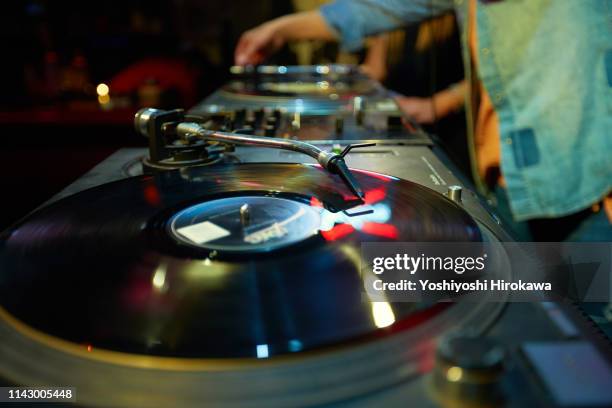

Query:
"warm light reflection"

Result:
[[337, 242, 397, 329], [337, 244, 362, 269], [97, 94, 110, 105], [240, 181, 264, 188], [371, 302, 396, 328], [362, 261, 396, 328], [152, 264, 167, 291], [446, 366, 463, 382], [96, 83, 109, 96], [184, 260, 231, 286]]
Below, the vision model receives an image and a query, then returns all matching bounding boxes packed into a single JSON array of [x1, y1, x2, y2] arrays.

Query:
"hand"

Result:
[[235, 21, 285, 66], [394, 96, 437, 124], [360, 63, 387, 82]]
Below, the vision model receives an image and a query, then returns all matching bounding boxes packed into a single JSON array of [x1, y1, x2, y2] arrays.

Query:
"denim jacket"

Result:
[[321, 0, 612, 221]]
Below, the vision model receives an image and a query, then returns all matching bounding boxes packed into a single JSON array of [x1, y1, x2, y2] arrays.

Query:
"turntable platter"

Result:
[[213, 64, 379, 115], [0, 164, 481, 360], [222, 78, 376, 98]]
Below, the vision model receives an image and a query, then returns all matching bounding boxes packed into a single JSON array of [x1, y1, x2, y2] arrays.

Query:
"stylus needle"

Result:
[[329, 157, 365, 200]]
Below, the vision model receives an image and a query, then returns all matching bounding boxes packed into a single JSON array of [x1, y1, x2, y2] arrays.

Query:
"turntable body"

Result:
[[1, 65, 611, 407], [4, 145, 606, 407]]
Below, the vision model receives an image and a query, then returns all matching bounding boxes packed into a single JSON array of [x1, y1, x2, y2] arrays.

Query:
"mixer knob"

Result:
[[266, 116, 278, 128], [387, 115, 403, 131], [245, 113, 256, 128], [335, 116, 344, 135], [255, 108, 265, 122], [354, 97, 365, 126], [291, 112, 301, 132], [235, 108, 247, 122], [241, 125, 255, 135], [222, 116, 234, 131], [264, 124, 276, 137], [447, 185, 463, 203], [356, 110, 365, 126]]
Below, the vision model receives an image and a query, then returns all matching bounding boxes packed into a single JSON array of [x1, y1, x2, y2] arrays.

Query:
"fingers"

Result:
[[235, 31, 262, 66], [235, 26, 275, 66], [394, 96, 419, 116], [394, 96, 435, 124], [234, 35, 249, 65]]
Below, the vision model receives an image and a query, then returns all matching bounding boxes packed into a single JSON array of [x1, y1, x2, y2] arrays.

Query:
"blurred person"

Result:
[[234, 0, 612, 242], [362, 14, 470, 175], [361, 13, 465, 125], [290, 0, 345, 65]]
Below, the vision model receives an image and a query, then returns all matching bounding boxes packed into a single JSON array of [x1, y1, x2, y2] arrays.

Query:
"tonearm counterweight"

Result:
[[134, 108, 374, 199]]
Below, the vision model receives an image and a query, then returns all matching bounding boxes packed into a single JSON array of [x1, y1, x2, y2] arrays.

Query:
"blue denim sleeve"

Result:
[[320, 0, 455, 51]]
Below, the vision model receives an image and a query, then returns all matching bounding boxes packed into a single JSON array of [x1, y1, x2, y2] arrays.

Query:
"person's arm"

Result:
[[235, 0, 455, 65], [320, 0, 454, 52], [235, 11, 337, 66], [395, 80, 466, 124], [361, 35, 389, 81]]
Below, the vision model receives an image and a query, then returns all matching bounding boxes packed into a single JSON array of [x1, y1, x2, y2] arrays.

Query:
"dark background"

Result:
[[0, 0, 299, 230], [0, 1, 464, 230]]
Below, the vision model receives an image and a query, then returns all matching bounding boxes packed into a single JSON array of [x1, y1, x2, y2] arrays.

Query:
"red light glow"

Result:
[[364, 187, 386, 204], [321, 223, 355, 241], [143, 184, 161, 206], [310, 196, 324, 207], [361, 222, 399, 239]]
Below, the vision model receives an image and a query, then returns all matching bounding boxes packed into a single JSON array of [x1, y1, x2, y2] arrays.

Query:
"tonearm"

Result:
[[134, 108, 374, 200]]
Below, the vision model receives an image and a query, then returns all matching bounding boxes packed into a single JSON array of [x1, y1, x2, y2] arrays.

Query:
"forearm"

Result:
[[364, 35, 388, 67], [321, 0, 455, 51], [433, 80, 467, 117], [234, 10, 337, 65], [362, 35, 389, 81], [270, 11, 338, 42]]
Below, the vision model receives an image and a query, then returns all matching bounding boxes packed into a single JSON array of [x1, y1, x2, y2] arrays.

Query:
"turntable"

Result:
[[1, 69, 611, 407], [191, 64, 429, 144], [197, 64, 378, 114], [0, 112, 508, 406]]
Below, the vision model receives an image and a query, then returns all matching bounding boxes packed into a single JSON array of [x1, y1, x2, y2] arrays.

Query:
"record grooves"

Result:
[[0, 164, 481, 360]]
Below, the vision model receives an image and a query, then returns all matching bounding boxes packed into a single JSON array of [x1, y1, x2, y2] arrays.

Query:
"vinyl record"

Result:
[[222, 78, 376, 98], [0, 163, 481, 360], [225, 64, 376, 98]]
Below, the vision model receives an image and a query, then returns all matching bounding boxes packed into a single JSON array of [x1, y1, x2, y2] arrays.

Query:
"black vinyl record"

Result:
[[224, 65, 376, 98], [222, 78, 375, 98], [0, 164, 481, 359]]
